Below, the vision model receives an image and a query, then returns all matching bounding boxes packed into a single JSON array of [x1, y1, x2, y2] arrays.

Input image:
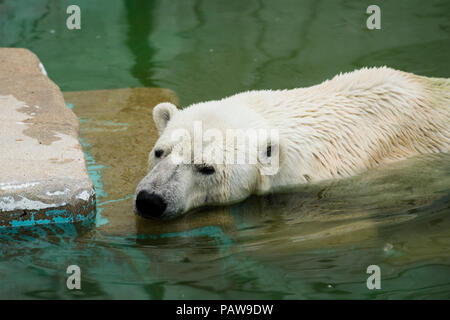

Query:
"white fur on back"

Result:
[[217, 67, 449, 187]]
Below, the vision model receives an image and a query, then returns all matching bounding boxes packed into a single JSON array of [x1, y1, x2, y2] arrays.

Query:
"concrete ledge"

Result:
[[0, 48, 95, 228]]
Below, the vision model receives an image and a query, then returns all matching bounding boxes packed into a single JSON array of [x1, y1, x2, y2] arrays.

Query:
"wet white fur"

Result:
[[140, 67, 449, 216]]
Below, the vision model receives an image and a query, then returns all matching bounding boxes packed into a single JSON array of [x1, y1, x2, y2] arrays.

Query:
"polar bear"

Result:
[[135, 67, 449, 220]]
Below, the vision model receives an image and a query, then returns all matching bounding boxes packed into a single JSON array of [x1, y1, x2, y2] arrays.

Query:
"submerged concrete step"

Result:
[[63, 88, 179, 234], [0, 48, 96, 228]]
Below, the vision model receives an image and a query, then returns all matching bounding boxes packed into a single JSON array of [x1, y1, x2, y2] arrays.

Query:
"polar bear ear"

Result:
[[153, 102, 178, 134]]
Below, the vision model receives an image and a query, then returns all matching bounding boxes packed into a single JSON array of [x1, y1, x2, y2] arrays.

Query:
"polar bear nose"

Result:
[[135, 191, 167, 219]]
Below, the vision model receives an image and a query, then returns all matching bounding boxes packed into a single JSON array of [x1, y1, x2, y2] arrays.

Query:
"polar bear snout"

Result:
[[135, 190, 168, 219]]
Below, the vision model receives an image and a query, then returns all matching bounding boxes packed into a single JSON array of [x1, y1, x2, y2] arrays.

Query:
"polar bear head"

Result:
[[135, 99, 281, 220]]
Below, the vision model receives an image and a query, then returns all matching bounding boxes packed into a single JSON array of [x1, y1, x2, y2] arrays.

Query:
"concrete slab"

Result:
[[0, 48, 95, 228]]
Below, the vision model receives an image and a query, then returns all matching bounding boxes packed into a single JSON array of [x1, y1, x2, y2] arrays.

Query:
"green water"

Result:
[[1, 0, 450, 299]]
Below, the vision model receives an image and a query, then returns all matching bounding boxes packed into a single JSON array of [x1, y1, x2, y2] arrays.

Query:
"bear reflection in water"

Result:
[[135, 152, 450, 252]]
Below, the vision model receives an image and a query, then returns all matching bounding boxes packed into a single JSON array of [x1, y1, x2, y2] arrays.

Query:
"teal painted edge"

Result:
[[1, 204, 96, 229], [67, 102, 108, 227]]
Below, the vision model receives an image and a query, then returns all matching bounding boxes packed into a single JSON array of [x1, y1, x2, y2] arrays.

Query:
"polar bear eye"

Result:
[[155, 149, 164, 158], [195, 164, 215, 175]]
